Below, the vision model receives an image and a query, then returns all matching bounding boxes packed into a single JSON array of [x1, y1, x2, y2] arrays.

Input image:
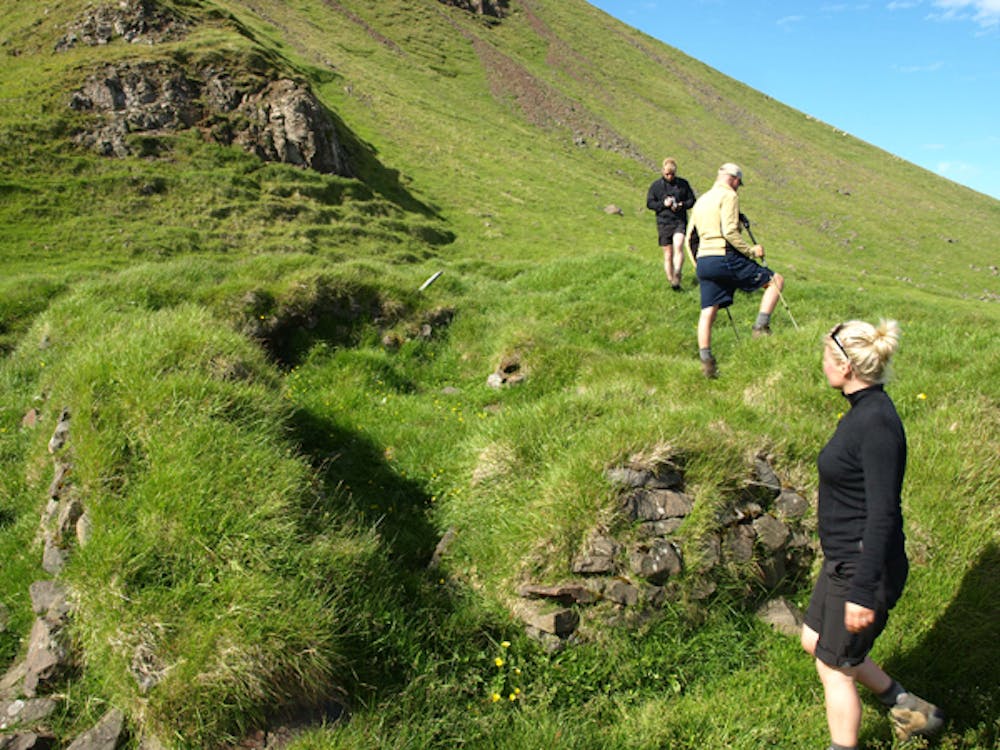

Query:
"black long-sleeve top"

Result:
[[817, 384, 907, 609], [646, 175, 696, 225]]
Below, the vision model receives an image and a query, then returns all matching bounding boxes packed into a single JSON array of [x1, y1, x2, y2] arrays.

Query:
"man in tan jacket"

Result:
[[685, 163, 784, 378]]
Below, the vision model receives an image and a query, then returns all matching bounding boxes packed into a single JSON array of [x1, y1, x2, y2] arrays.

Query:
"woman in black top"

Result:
[[801, 319, 943, 750]]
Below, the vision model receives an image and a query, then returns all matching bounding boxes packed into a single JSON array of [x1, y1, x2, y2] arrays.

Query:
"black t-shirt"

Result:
[[817, 384, 907, 609], [646, 176, 696, 226]]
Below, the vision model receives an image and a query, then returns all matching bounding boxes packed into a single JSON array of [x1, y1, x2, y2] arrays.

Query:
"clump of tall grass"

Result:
[[6, 293, 402, 744]]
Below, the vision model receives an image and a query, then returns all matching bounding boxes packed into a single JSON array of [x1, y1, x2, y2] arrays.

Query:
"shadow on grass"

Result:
[[878, 542, 1000, 746], [224, 8, 447, 226], [286, 408, 513, 714], [332, 110, 449, 228], [289, 407, 438, 570]]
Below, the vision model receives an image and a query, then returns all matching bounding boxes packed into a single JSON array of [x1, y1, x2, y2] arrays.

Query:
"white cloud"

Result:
[[822, 3, 871, 11], [887, 1, 920, 8], [930, 0, 1000, 27], [777, 15, 806, 26], [893, 61, 945, 72]]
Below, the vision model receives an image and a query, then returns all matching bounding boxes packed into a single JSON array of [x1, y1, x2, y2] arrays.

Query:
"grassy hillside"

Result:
[[0, 0, 997, 747]]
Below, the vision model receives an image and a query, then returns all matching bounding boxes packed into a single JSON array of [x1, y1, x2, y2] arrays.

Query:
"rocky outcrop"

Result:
[[69, 61, 350, 175], [511, 447, 815, 649], [55, 0, 189, 50], [438, 0, 509, 19], [232, 78, 350, 175], [60, 2, 349, 175]]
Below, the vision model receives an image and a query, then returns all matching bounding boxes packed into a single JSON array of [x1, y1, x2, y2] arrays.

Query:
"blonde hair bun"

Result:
[[831, 318, 901, 384], [872, 318, 901, 362]]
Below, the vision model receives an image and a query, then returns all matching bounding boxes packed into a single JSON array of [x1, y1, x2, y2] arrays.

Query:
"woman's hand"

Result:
[[844, 602, 875, 633]]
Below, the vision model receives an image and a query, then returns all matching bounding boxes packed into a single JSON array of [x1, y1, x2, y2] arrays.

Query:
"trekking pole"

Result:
[[740, 215, 800, 330], [725, 307, 740, 342]]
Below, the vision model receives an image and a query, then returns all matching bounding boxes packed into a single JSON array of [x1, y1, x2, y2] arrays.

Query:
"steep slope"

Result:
[[0, 1, 997, 747], [203, 0, 998, 289]]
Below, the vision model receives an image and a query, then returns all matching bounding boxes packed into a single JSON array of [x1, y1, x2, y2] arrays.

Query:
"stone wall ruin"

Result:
[[505, 447, 815, 650]]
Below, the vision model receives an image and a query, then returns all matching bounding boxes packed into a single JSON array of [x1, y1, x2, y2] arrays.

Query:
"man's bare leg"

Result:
[[671, 232, 686, 288]]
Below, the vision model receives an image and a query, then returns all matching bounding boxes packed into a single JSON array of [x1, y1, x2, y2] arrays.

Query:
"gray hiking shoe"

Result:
[[751, 324, 772, 338], [890, 692, 945, 741], [701, 357, 717, 379]]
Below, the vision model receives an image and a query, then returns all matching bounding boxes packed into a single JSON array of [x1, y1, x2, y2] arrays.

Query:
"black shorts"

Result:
[[696, 251, 774, 309], [804, 556, 908, 668], [657, 221, 686, 247]]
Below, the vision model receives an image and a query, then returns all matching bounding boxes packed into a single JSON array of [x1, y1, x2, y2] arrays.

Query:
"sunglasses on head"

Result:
[[829, 324, 851, 363]]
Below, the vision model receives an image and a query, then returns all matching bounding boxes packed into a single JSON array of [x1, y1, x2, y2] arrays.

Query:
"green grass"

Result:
[[0, 0, 997, 747]]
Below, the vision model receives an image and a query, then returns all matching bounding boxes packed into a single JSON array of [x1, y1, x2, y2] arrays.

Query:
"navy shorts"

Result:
[[657, 221, 686, 246], [696, 251, 774, 309], [804, 556, 908, 668]]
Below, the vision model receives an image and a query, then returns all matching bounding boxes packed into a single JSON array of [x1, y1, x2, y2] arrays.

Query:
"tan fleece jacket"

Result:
[[685, 181, 752, 258]]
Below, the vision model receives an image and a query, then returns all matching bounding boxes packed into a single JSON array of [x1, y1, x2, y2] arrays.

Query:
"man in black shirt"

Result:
[[646, 157, 696, 290]]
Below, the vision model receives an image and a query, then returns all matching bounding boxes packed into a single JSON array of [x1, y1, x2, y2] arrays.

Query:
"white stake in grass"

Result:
[[418, 270, 443, 291]]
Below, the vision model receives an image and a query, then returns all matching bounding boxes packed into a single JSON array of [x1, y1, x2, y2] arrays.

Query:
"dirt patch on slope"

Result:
[[470, 34, 649, 165]]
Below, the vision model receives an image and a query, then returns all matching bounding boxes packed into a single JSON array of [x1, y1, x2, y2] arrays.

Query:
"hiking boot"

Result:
[[751, 324, 772, 338], [701, 357, 717, 379], [890, 692, 945, 741]]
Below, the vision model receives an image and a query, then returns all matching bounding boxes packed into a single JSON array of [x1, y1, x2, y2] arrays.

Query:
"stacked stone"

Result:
[[1, 409, 125, 749], [511, 450, 815, 649]]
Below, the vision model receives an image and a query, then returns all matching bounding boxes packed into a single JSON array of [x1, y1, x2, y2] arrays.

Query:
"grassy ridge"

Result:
[[0, 0, 997, 747]]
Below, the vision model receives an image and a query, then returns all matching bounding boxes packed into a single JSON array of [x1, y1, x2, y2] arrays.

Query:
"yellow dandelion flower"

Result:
[[514, 667, 521, 675], [494, 657, 504, 667], [917, 393, 927, 400], [501, 641, 511, 649], [514, 688, 521, 695], [508, 693, 516, 701], [491, 693, 501, 703]]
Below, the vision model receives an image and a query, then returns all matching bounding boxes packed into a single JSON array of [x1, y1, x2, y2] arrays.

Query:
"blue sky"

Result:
[[586, 1, 1000, 200]]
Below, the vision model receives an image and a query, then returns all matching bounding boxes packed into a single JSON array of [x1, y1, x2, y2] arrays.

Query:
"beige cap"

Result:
[[719, 163, 743, 183]]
